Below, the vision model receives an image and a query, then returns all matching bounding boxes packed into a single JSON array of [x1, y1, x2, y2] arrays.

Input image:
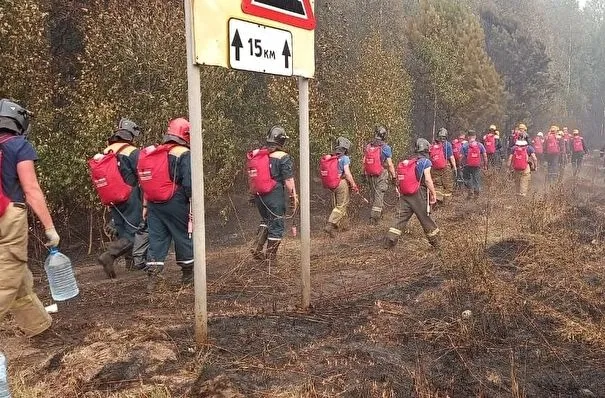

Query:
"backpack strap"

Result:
[[0, 134, 15, 146]]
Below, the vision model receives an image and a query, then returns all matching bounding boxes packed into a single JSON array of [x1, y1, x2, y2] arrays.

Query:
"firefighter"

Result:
[[384, 138, 439, 249], [249, 126, 298, 267], [544, 126, 561, 183], [570, 129, 588, 177], [494, 130, 503, 168], [323, 137, 359, 237], [452, 133, 466, 187], [482, 125, 499, 168], [532, 132, 544, 167], [507, 136, 538, 197], [139, 118, 193, 290], [429, 128, 456, 204], [461, 130, 488, 198], [0, 99, 59, 337], [363, 126, 396, 224], [96, 119, 144, 278], [557, 130, 568, 182]]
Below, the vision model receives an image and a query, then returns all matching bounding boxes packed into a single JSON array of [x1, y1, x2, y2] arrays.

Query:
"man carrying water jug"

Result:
[[0, 99, 60, 337]]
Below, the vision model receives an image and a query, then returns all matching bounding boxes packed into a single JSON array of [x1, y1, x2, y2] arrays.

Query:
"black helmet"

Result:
[[437, 127, 448, 140], [334, 136, 351, 153], [415, 138, 430, 153], [111, 118, 141, 142], [374, 125, 388, 141], [266, 125, 289, 147], [0, 99, 31, 135]]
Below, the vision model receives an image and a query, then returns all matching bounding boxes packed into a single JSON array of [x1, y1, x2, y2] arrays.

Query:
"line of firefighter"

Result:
[[318, 124, 589, 248]]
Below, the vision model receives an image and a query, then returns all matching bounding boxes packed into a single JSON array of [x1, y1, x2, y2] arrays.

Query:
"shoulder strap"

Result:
[[115, 143, 132, 155], [0, 134, 16, 146]]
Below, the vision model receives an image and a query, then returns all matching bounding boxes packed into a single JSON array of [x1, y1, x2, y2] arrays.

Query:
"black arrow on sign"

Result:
[[282, 41, 291, 69], [231, 30, 243, 61]]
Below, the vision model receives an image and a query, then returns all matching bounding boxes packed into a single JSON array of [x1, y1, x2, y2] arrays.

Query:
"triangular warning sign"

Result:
[[242, 0, 316, 30]]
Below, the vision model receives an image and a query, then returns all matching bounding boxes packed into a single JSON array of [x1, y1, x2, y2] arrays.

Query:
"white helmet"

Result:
[[515, 140, 528, 146], [537, 132, 544, 137]]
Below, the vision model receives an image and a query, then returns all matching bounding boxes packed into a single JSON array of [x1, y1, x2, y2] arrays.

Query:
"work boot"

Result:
[[145, 262, 165, 293], [250, 225, 268, 261], [124, 254, 136, 271], [383, 237, 397, 249], [181, 265, 194, 286], [427, 231, 441, 249], [98, 252, 117, 279], [265, 240, 281, 269], [324, 222, 337, 238]]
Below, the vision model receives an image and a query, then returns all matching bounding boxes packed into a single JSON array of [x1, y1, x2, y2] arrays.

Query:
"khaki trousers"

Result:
[[0, 204, 51, 336], [328, 179, 350, 227], [513, 166, 531, 196], [431, 167, 453, 202]]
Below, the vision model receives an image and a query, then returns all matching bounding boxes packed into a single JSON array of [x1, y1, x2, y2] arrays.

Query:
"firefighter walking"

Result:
[[461, 130, 488, 198], [544, 126, 561, 183], [570, 129, 588, 177], [507, 137, 538, 196], [92, 119, 144, 278], [320, 137, 359, 237], [363, 126, 396, 224], [384, 138, 440, 249], [429, 128, 456, 204], [0, 99, 60, 337], [138, 118, 193, 290], [248, 126, 298, 268]]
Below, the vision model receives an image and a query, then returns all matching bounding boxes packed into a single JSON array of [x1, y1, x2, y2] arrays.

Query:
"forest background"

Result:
[[1, 0, 605, 246]]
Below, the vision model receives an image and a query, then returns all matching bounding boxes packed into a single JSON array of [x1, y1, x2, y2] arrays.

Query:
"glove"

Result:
[[45, 227, 60, 248], [104, 219, 118, 238], [289, 194, 299, 212], [351, 184, 360, 194]]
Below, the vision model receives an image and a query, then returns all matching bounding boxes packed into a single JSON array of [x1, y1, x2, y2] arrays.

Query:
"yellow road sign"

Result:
[[192, 0, 315, 78]]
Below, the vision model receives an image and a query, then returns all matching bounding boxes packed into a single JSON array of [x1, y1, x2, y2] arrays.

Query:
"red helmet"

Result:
[[166, 118, 190, 144]]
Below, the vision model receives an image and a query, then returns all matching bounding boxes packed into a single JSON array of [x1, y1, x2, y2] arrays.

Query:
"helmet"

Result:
[[111, 118, 141, 142], [515, 140, 528, 146], [374, 125, 388, 141], [489, 124, 497, 131], [572, 129, 579, 135], [266, 125, 289, 147], [537, 132, 543, 137], [0, 99, 31, 135], [415, 138, 430, 153], [334, 136, 351, 153], [437, 127, 448, 139], [518, 123, 527, 131], [494, 130, 500, 136], [549, 125, 559, 133], [164, 117, 191, 145]]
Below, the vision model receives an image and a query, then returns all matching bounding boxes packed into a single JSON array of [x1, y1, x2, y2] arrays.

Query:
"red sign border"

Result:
[[242, 0, 316, 30]]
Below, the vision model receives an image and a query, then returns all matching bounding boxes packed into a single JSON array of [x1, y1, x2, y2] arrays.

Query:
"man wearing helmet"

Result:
[[96, 118, 145, 278], [507, 136, 538, 196], [0, 99, 60, 337], [323, 136, 359, 237], [531, 132, 545, 167], [139, 118, 193, 291], [482, 124, 500, 168], [363, 126, 397, 224], [384, 138, 439, 249], [249, 126, 298, 268], [570, 129, 588, 177], [461, 130, 488, 198], [429, 128, 456, 204]]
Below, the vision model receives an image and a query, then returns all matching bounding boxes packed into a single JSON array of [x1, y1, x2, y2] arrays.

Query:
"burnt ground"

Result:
[[2, 165, 605, 397]]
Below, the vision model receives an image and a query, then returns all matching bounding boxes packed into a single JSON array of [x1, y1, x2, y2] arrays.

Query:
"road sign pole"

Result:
[[298, 77, 311, 309], [184, 0, 208, 345]]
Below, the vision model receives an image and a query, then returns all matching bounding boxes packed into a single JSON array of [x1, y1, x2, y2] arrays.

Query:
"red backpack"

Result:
[[512, 146, 529, 171], [429, 143, 447, 170], [484, 134, 496, 154], [466, 142, 482, 167], [452, 139, 462, 161], [137, 144, 179, 202], [88, 144, 133, 206], [545, 135, 559, 154], [319, 154, 341, 189], [396, 157, 421, 195], [246, 148, 277, 195], [363, 144, 383, 176], [532, 138, 543, 154], [572, 137, 584, 153], [0, 135, 16, 217]]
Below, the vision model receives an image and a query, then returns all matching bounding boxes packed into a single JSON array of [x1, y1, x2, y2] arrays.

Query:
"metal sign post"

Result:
[[184, 0, 208, 345], [298, 77, 311, 309]]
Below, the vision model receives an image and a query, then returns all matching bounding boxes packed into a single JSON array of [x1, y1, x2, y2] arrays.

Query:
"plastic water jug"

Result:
[[44, 248, 79, 301], [0, 352, 11, 398]]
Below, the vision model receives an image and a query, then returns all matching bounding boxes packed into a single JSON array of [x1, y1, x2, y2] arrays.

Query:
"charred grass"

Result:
[[2, 172, 605, 397]]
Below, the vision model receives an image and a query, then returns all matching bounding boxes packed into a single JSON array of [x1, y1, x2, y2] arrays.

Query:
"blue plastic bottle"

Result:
[[44, 248, 79, 301], [0, 352, 11, 398]]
